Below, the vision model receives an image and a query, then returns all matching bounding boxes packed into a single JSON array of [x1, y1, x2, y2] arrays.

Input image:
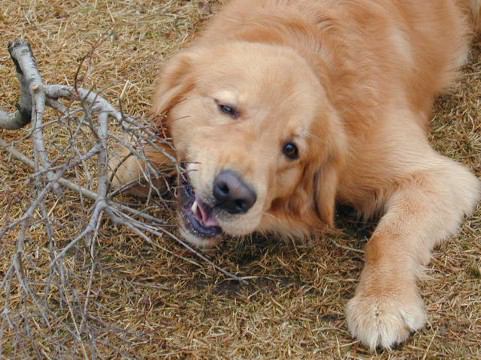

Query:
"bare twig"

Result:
[[0, 41, 35, 129], [0, 39, 246, 357]]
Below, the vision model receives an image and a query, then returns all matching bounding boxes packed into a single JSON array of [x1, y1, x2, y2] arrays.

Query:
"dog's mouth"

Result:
[[180, 176, 223, 239]]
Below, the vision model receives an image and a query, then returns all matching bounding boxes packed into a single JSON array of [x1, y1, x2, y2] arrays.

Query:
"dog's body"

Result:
[[113, 0, 481, 350]]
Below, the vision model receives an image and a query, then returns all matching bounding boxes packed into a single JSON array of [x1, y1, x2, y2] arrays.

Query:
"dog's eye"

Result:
[[283, 142, 299, 160], [217, 103, 239, 118]]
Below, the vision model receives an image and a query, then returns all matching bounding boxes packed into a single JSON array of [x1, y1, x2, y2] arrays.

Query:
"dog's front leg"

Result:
[[345, 160, 480, 351], [109, 142, 176, 197]]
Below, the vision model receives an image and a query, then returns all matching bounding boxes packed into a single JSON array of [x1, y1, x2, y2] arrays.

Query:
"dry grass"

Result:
[[0, 1, 480, 359]]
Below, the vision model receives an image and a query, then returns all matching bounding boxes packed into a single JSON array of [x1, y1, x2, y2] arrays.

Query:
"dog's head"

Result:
[[153, 42, 346, 247]]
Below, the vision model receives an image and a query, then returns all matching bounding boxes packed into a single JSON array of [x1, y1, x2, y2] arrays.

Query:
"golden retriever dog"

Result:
[[112, 0, 481, 351]]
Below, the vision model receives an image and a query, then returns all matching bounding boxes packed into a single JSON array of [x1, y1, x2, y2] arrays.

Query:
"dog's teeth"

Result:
[[191, 201, 198, 214]]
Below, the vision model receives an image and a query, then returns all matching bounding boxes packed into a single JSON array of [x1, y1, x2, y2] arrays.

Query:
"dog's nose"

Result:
[[213, 170, 257, 214]]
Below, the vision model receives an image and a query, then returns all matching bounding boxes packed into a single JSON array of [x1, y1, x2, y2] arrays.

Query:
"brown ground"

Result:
[[0, 1, 480, 359]]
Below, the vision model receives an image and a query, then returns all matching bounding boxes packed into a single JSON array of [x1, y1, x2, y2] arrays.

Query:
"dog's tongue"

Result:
[[191, 198, 219, 227]]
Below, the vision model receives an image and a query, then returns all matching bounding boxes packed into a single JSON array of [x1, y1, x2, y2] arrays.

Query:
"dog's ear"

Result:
[[313, 160, 339, 226], [312, 114, 347, 227], [152, 51, 197, 117]]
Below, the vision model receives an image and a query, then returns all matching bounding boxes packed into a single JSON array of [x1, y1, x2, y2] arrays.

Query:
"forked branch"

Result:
[[0, 39, 246, 358]]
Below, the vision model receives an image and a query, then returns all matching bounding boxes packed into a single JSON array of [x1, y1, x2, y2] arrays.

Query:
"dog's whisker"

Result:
[[170, 115, 192, 123]]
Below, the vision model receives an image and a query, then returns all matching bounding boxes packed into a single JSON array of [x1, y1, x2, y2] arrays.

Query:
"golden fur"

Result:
[[112, 0, 481, 350]]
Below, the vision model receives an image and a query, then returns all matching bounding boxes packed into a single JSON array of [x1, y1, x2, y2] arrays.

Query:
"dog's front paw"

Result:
[[345, 288, 427, 351]]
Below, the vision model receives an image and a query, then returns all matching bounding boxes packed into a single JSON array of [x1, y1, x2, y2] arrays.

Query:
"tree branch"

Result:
[[0, 40, 35, 129], [0, 39, 247, 356]]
